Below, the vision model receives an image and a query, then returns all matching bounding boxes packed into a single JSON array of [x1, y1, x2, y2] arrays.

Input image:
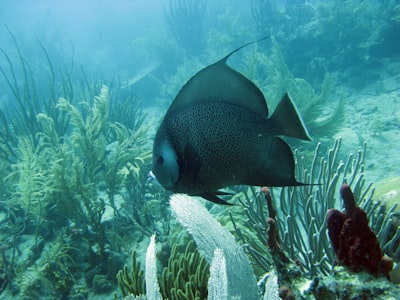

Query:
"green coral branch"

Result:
[[116, 251, 146, 297], [159, 240, 209, 300], [230, 138, 377, 277], [115, 239, 209, 300]]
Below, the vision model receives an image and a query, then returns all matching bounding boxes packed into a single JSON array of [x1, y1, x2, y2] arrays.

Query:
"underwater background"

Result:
[[0, 0, 399, 299]]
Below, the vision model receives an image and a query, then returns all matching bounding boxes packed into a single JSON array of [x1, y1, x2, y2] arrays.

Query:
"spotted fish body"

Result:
[[152, 39, 310, 204]]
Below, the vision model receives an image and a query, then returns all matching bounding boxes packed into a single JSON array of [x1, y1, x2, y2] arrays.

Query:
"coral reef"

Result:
[[230, 138, 369, 276], [0, 83, 152, 298], [251, 0, 400, 88], [115, 238, 209, 300], [327, 184, 393, 276], [230, 136, 399, 289], [371, 177, 400, 262], [304, 266, 400, 300], [1, 3, 400, 298], [115, 189, 400, 300]]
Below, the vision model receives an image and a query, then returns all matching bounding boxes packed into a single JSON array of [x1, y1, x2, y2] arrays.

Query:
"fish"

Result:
[[152, 39, 311, 205], [124, 62, 160, 88]]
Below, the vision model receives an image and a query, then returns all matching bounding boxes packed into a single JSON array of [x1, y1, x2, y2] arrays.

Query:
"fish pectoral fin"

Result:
[[201, 191, 233, 205], [214, 190, 233, 196], [269, 93, 311, 141]]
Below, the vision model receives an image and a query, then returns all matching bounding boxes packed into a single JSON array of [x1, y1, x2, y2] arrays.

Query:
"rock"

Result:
[[92, 274, 114, 294]]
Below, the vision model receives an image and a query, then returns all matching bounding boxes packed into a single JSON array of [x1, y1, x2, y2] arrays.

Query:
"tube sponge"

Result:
[[263, 269, 279, 300], [145, 234, 162, 300], [208, 248, 228, 300], [170, 194, 258, 299]]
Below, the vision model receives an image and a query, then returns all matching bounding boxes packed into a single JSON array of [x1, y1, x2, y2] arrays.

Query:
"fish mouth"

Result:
[[148, 170, 161, 187]]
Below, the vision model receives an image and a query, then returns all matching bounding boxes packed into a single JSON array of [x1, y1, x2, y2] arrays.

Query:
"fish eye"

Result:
[[157, 156, 164, 164]]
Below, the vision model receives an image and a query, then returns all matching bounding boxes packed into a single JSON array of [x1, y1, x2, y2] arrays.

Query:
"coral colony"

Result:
[[327, 184, 393, 276]]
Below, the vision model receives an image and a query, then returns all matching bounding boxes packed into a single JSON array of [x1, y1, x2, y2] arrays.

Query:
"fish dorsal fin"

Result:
[[269, 93, 311, 141], [167, 37, 270, 118]]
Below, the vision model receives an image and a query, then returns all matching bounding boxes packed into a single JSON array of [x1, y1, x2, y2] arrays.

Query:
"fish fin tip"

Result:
[[214, 190, 234, 196], [201, 192, 233, 205], [269, 93, 311, 141], [220, 36, 270, 64], [294, 181, 322, 187]]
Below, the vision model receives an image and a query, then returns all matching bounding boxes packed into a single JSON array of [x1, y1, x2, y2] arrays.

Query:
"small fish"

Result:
[[124, 62, 160, 88], [152, 39, 311, 204]]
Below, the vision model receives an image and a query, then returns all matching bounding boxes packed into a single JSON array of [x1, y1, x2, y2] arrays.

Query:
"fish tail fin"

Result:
[[269, 93, 311, 141]]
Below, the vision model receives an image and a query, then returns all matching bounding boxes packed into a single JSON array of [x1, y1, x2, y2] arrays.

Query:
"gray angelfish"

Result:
[[152, 39, 311, 205]]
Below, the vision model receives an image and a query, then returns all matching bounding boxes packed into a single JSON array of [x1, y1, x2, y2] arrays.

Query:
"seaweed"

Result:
[[0, 26, 74, 162]]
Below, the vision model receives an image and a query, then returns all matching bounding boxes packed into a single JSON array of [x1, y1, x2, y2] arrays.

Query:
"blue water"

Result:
[[0, 1, 399, 299]]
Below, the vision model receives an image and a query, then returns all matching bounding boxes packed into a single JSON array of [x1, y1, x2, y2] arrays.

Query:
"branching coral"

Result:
[[0, 29, 155, 299], [5, 135, 56, 253], [115, 239, 209, 300], [231, 138, 377, 277], [159, 240, 209, 300], [2, 82, 152, 297], [116, 251, 146, 298], [55, 86, 112, 259], [274, 138, 377, 277], [231, 137, 399, 284]]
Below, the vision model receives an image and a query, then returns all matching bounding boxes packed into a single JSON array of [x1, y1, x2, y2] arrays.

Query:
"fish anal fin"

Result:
[[269, 93, 311, 141], [201, 191, 233, 205]]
